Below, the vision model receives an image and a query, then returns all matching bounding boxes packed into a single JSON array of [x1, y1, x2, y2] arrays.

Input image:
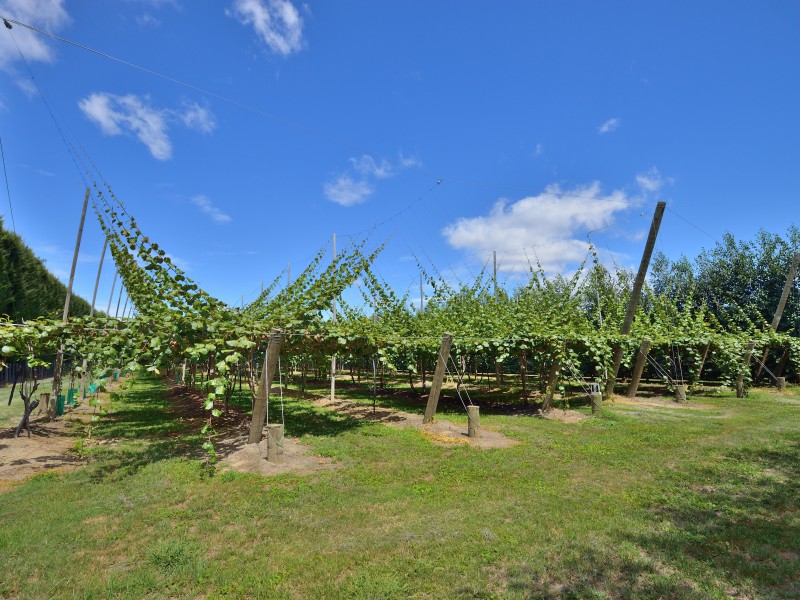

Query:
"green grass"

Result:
[[1, 375, 798, 599]]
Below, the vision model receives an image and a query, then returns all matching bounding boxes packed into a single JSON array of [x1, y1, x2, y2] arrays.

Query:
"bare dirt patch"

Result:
[[610, 395, 713, 410], [313, 397, 518, 449], [0, 402, 97, 484], [538, 407, 590, 423], [217, 436, 338, 477]]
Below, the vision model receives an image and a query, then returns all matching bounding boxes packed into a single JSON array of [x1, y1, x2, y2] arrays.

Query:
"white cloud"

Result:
[[229, 0, 304, 56], [323, 175, 374, 207], [636, 166, 673, 193], [0, 0, 70, 70], [598, 118, 621, 135], [398, 152, 422, 169], [78, 93, 218, 160], [534, 143, 543, 157], [189, 195, 232, 223], [324, 152, 422, 207], [135, 13, 161, 28], [15, 78, 37, 98], [442, 182, 634, 273], [350, 154, 394, 179], [180, 101, 216, 134], [79, 93, 172, 160]]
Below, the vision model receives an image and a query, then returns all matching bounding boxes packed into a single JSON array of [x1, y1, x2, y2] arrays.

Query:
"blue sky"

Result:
[[1, 1, 799, 311]]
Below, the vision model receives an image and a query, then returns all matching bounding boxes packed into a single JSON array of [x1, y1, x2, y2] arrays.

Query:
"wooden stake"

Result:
[[248, 331, 284, 444], [605, 201, 666, 396], [423, 333, 454, 424], [467, 405, 480, 438]]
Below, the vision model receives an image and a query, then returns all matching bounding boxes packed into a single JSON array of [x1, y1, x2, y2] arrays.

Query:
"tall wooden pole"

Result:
[[754, 252, 800, 381], [420, 272, 423, 312], [626, 338, 651, 398], [248, 331, 284, 444], [114, 287, 124, 318], [330, 233, 337, 402], [51, 188, 90, 416], [80, 238, 108, 397], [423, 333, 454, 424], [106, 271, 117, 315], [605, 201, 666, 396], [493, 250, 497, 297]]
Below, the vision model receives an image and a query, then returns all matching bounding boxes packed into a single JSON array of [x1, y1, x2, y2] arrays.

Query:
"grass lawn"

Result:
[[1, 374, 798, 599]]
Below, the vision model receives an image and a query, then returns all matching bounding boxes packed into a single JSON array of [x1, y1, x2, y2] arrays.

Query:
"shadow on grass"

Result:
[[630, 436, 800, 599], [83, 378, 200, 482]]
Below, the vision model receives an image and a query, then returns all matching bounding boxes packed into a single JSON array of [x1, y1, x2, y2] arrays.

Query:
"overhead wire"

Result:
[[0, 136, 16, 234]]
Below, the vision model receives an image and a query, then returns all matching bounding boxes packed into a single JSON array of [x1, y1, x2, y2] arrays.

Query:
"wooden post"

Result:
[[106, 271, 117, 315], [423, 333, 454, 424], [626, 339, 651, 398], [467, 405, 480, 438], [755, 252, 800, 381], [736, 340, 756, 398], [114, 287, 124, 318], [81, 238, 108, 398], [695, 341, 711, 381], [590, 390, 603, 415], [675, 384, 688, 403], [330, 233, 337, 402], [776, 376, 787, 391], [543, 359, 560, 411], [520, 352, 528, 403], [775, 347, 790, 378], [605, 201, 666, 396], [51, 188, 90, 416], [248, 331, 284, 444], [180, 361, 186, 384], [266, 423, 285, 462]]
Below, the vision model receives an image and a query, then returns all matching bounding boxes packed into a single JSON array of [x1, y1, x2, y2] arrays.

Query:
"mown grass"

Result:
[[1, 374, 798, 599]]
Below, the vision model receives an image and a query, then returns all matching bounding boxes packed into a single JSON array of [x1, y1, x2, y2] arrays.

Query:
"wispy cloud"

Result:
[[180, 101, 216, 134], [189, 195, 232, 223], [323, 152, 422, 207], [323, 176, 374, 207], [443, 182, 635, 273], [0, 0, 70, 71], [598, 117, 621, 135], [78, 93, 217, 160], [229, 0, 305, 56], [636, 166, 673, 193], [135, 13, 161, 27]]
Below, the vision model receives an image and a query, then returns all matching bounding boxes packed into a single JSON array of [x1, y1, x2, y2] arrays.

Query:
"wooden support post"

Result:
[[423, 333, 454, 424], [775, 348, 790, 378], [626, 338, 651, 398], [330, 233, 337, 402], [605, 201, 666, 396], [736, 340, 756, 398], [266, 423, 285, 463], [248, 331, 284, 444], [696, 341, 711, 381], [776, 377, 787, 391], [106, 271, 117, 315], [590, 391, 603, 415], [520, 352, 528, 403], [51, 188, 90, 417], [755, 252, 800, 381], [675, 384, 688, 403], [543, 359, 560, 411], [467, 405, 480, 438], [180, 361, 186, 384], [81, 238, 108, 399]]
